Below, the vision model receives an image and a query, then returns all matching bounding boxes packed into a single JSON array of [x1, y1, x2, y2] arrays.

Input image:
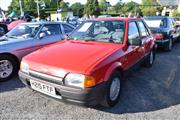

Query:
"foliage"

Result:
[[84, 0, 100, 17], [113, 2, 122, 13], [99, 0, 108, 12], [43, 0, 59, 9], [59, 0, 69, 11], [111, 1, 141, 16], [8, 0, 21, 15], [172, 10, 180, 17], [141, 0, 158, 16], [70, 3, 84, 17], [122, 2, 140, 15]]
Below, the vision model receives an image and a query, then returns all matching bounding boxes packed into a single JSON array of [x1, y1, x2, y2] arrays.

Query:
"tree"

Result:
[[112, 1, 141, 16], [70, 2, 84, 17], [113, 2, 122, 13], [8, 0, 21, 15], [59, 0, 69, 11], [123, 2, 141, 15], [7, 0, 66, 18], [172, 10, 180, 17], [141, 0, 158, 16], [8, 0, 37, 16], [99, 0, 108, 12], [43, 0, 60, 9], [84, 0, 100, 17]]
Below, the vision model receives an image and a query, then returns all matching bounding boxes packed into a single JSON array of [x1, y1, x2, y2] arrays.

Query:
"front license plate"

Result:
[[30, 79, 56, 97]]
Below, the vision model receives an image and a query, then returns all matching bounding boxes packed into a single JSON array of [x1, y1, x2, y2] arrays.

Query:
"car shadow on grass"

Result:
[[95, 43, 180, 114], [0, 77, 25, 93]]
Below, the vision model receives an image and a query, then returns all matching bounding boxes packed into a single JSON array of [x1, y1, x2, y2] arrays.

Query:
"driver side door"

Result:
[[124, 21, 144, 70]]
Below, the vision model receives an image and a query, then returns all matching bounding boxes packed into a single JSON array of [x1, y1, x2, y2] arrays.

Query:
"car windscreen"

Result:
[[144, 18, 167, 28], [6, 24, 42, 38], [70, 20, 125, 44]]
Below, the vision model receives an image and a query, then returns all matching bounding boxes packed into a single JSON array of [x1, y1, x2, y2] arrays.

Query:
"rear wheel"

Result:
[[144, 50, 155, 68], [101, 71, 122, 107], [164, 38, 172, 51], [0, 55, 19, 82]]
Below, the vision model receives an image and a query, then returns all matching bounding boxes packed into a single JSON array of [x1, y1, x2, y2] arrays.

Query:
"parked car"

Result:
[[0, 22, 75, 81], [8, 20, 26, 31], [19, 17, 156, 107], [174, 17, 180, 30], [144, 16, 180, 51], [67, 17, 81, 27], [0, 23, 8, 37]]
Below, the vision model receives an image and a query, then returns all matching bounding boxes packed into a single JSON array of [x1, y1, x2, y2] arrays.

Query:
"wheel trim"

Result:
[[169, 39, 172, 50], [0, 60, 13, 79], [109, 77, 121, 101], [150, 51, 154, 65]]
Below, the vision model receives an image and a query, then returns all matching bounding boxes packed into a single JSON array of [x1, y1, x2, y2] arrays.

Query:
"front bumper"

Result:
[[155, 39, 169, 46], [19, 71, 107, 106]]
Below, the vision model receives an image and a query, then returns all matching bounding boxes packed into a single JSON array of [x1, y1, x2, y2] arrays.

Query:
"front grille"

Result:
[[29, 70, 63, 85]]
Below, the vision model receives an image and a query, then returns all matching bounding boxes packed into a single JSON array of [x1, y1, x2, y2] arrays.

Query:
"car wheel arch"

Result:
[[103, 62, 124, 82], [0, 53, 20, 66]]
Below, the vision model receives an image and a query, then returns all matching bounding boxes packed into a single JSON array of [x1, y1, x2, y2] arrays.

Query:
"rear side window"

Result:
[[168, 18, 176, 28], [128, 22, 140, 40], [137, 21, 149, 37], [62, 24, 74, 33], [145, 18, 167, 28]]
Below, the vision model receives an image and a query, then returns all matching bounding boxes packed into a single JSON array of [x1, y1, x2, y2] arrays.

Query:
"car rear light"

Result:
[[153, 33, 163, 40]]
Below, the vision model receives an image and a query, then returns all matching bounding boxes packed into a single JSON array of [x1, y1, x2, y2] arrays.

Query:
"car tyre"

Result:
[[101, 71, 122, 107], [164, 38, 173, 51], [0, 55, 19, 82], [144, 49, 155, 68]]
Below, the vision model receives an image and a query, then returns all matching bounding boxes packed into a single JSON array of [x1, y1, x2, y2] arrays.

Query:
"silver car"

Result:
[[0, 22, 75, 81]]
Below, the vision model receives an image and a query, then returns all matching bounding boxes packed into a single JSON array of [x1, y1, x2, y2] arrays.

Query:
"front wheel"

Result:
[[101, 71, 122, 107], [0, 55, 19, 82]]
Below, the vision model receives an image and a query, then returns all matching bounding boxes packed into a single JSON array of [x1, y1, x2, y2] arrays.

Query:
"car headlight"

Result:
[[64, 73, 96, 89], [20, 62, 29, 74]]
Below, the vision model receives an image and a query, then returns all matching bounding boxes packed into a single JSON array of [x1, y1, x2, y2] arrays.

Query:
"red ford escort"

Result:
[[19, 17, 156, 107]]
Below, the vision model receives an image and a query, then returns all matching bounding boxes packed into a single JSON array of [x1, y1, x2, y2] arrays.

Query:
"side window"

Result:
[[168, 18, 175, 28], [40, 24, 61, 36], [62, 24, 74, 33], [128, 22, 140, 41], [171, 18, 176, 27], [137, 21, 149, 37]]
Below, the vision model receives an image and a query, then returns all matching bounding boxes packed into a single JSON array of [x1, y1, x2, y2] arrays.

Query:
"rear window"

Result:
[[144, 18, 167, 28]]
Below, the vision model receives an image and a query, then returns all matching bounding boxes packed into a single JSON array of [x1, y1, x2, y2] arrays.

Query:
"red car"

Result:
[[19, 17, 156, 107]]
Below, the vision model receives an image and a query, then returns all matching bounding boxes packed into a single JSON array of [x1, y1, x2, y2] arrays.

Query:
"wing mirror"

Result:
[[63, 34, 71, 40], [128, 37, 142, 46], [39, 32, 46, 39]]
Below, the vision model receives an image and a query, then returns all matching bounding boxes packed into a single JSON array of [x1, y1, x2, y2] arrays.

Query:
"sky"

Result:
[[0, 0, 142, 11]]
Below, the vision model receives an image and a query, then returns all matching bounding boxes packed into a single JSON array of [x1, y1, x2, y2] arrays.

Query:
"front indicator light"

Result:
[[84, 76, 96, 88]]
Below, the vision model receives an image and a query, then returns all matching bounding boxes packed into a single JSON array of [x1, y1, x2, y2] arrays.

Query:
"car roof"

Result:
[[88, 17, 143, 21], [144, 16, 171, 19], [20, 21, 68, 25]]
